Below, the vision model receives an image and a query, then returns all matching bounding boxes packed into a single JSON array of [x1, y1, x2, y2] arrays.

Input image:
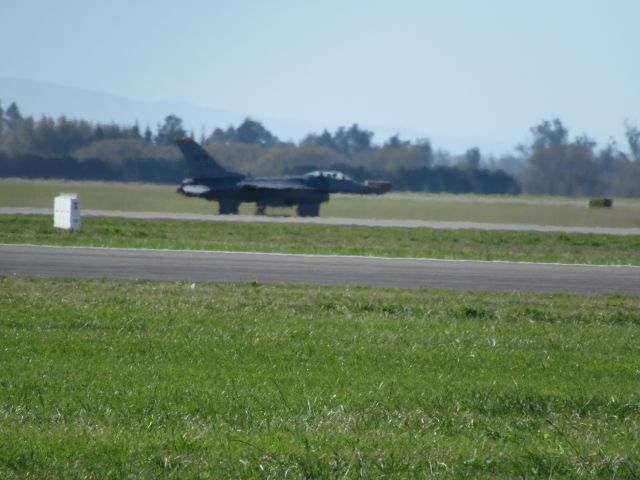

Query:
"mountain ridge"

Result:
[[0, 77, 310, 141]]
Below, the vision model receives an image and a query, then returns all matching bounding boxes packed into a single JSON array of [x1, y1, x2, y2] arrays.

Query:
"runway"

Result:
[[2, 207, 640, 235], [1, 244, 638, 295]]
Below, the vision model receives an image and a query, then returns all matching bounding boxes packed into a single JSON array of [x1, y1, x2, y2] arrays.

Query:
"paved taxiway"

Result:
[[1, 244, 638, 295]]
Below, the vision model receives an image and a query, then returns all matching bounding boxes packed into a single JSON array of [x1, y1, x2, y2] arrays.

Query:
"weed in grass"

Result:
[[456, 304, 496, 320]]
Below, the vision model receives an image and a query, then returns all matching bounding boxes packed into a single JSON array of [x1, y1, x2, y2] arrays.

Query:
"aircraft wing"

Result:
[[237, 179, 315, 191]]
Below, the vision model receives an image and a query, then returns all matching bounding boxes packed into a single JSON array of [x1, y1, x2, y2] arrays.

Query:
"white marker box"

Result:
[[54, 194, 81, 230]]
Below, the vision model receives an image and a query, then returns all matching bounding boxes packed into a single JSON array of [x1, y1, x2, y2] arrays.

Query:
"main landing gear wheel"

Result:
[[297, 203, 320, 217], [218, 199, 240, 215]]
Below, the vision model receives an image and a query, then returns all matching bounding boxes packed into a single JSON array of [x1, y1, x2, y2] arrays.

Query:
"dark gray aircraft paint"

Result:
[[176, 138, 390, 216], [1, 244, 638, 296]]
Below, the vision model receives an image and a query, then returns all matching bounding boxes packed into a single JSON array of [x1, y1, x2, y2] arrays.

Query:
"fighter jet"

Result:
[[176, 138, 390, 216]]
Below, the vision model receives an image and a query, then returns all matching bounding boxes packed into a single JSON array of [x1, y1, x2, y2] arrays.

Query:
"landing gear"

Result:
[[218, 199, 240, 215], [255, 204, 267, 215], [297, 203, 320, 217]]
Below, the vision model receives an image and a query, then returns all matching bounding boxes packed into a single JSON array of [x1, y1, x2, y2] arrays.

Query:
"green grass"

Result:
[[2, 179, 640, 228], [1, 277, 639, 478], [2, 214, 640, 265], [325, 195, 640, 228]]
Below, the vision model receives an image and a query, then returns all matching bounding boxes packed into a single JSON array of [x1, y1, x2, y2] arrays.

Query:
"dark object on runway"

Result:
[[588, 198, 613, 208], [175, 138, 390, 216]]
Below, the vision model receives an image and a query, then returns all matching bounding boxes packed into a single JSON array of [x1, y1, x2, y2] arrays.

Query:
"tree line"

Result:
[[1, 99, 638, 196], [517, 119, 640, 197]]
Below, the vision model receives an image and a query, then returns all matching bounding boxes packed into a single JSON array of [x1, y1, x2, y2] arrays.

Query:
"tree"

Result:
[[235, 118, 278, 146], [301, 129, 336, 150], [530, 118, 568, 151], [206, 127, 233, 144], [598, 141, 617, 174], [607, 156, 640, 196], [143, 126, 153, 143], [0, 101, 4, 138], [95, 125, 105, 141], [5, 102, 23, 132], [1, 116, 36, 154], [132, 122, 141, 139], [333, 124, 373, 155], [53, 116, 94, 153], [205, 119, 280, 147], [415, 138, 433, 167], [488, 154, 524, 176], [155, 114, 186, 145], [464, 147, 481, 169], [520, 142, 602, 196], [625, 122, 640, 162], [384, 134, 409, 148], [519, 120, 608, 196]]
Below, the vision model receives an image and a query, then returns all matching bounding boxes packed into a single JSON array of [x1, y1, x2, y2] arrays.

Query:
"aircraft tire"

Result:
[[297, 203, 320, 217], [219, 199, 240, 215]]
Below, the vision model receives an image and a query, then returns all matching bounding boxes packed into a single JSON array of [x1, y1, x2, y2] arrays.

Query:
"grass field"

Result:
[[2, 179, 639, 478], [2, 179, 640, 228], [1, 277, 639, 478], [2, 214, 640, 265]]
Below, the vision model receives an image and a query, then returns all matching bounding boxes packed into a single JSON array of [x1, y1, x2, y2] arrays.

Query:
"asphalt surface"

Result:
[[1, 244, 638, 295], [2, 207, 640, 235]]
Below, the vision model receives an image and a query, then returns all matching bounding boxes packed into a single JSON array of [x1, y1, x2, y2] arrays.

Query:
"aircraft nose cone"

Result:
[[365, 180, 392, 193]]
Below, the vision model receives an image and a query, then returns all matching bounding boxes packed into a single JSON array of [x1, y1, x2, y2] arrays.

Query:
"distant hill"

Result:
[[0, 77, 250, 138], [0, 77, 493, 151]]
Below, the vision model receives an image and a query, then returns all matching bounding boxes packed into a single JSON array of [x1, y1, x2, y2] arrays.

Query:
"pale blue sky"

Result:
[[1, 0, 638, 153]]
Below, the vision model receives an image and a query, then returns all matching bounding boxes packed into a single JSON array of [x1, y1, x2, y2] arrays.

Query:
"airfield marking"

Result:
[[1, 244, 638, 295]]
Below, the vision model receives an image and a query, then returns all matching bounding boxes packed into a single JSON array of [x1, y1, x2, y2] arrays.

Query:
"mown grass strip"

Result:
[[0, 277, 638, 478], [1, 214, 640, 265]]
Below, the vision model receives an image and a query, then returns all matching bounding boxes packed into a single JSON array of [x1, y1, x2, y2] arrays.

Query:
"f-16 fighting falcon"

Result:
[[176, 138, 390, 216]]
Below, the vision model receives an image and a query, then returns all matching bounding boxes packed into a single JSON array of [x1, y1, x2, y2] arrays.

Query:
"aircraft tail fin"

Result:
[[176, 138, 232, 178]]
